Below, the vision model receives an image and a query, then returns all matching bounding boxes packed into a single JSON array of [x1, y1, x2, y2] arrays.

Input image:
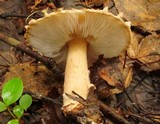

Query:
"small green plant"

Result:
[[0, 78, 32, 124]]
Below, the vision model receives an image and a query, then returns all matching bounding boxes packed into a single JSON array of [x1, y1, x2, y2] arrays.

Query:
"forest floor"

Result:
[[0, 0, 160, 124]]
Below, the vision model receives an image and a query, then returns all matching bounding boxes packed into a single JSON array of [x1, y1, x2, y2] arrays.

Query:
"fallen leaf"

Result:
[[127, 32, 144, 58], [114, 0, 160, 31], [2, 63, 57, 96], [98, 57, 133, 94], [0, 51, 18, 66], [138, 35, 160, 71], [31, 0, 42, 10]]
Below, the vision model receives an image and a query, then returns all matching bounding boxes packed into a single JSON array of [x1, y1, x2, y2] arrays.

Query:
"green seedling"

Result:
[[0, 78, 32, 124]]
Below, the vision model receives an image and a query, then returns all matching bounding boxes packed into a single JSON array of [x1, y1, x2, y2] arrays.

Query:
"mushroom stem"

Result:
[[63, 38, 93, 112]]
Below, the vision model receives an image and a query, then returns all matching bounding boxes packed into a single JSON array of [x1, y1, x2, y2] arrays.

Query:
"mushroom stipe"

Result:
[[25, 8, 131, 119]]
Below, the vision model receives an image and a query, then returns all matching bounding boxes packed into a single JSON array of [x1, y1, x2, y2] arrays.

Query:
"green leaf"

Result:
[[2, 78, 23, 106], [7, 119, 19, 124], [19, 94, 32, 111], [13, 105, 24, 119], [0, 101, 7, 112]]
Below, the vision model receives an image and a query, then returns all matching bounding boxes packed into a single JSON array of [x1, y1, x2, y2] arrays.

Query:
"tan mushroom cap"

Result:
[[25, 9, 131, 67]]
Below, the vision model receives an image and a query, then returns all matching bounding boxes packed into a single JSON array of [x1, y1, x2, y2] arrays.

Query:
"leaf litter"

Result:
[[0, 0, 160, 124]]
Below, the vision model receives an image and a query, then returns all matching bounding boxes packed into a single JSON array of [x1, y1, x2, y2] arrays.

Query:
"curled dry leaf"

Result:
[[137, 35, 160, 71], [114, 0, 160, 31], [128, 34, 160, 71], [98, 57, 133, 95], [127, 32, 144, 58]]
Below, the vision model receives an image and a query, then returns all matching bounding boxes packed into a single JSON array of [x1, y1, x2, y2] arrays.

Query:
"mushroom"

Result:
[[25, 8, 131, 113]]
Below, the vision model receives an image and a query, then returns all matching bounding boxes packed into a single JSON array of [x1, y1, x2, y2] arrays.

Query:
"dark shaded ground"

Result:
[[0, 0, 160, 124]]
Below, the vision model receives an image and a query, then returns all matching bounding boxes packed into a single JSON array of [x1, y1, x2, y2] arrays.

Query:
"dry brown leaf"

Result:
[[128, 34, 160, 71], [127, 32, 144, 58], [2, 63, 56, 96], [0, 0, 22, 13], [114, 0, 160, 31], [31, 0, 42, 10], [98, 57, 133, 94], [137, 36, 159, 57], [0, 51, 18, 66], [138, 35, 160, 71], [99, 67, 120, 87], [47, 2, 57, 9], [127, 34, 160, 71]]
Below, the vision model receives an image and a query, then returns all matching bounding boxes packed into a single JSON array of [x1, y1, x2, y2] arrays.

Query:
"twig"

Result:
[[67, 91, 130, 124], [132, 72, 148, 90], [0, 32, 63, 81], [24, 90, 62, 105], [97, 100, 130, 124], [131, 26, 151, 36], [123, 50, 127, 69], [127, 112, 154, 124], [75, 3, 91, 8], [108, 2, 115, 10], [0, 13, 42, 19], [65, 91, 88, 106], [124, 90, 141, 112]]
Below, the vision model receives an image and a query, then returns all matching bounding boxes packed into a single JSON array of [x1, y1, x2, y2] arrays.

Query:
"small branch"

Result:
[[0, 32, 63, 81], [0, 13, 42, 19], [65, 92, 88, 106], [67, 91, 130, 124], [97, 100, 130, 124], [124, 90, 140, 112], [24, 90, 62, 105], [131, 26, 151, 36], [127, 112, 154, 124], [75, 3, 91, 8]]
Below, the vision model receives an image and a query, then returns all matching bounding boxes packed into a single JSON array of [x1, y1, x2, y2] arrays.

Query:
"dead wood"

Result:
[[0, 32, 63, 81]]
